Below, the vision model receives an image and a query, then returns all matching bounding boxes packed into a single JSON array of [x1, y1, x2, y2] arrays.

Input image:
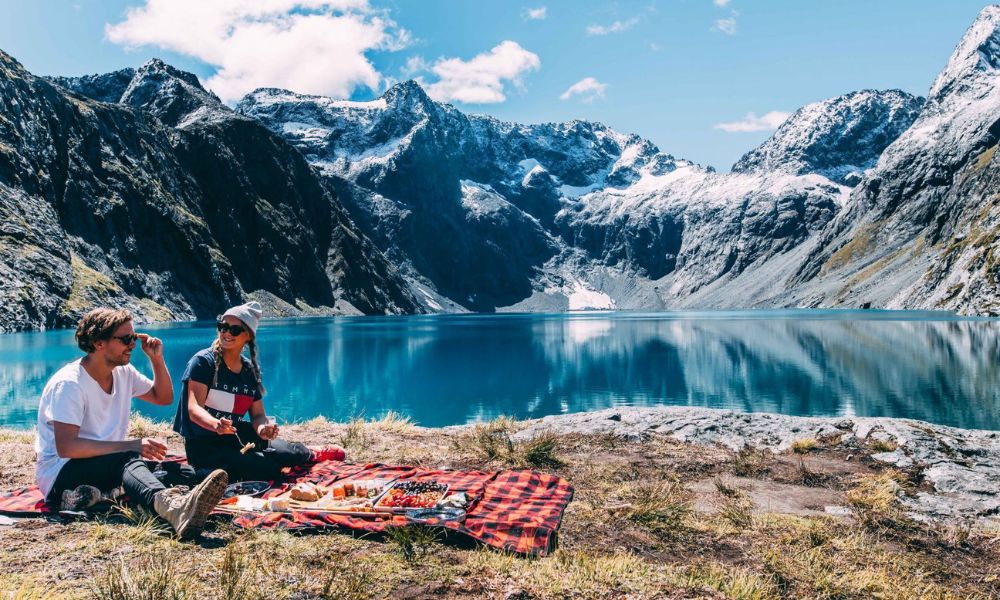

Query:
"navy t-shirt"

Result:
[[172, 348, 263, 439]]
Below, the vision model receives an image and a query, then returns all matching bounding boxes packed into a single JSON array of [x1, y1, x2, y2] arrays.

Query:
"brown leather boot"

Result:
[[153, 469, 228, 539]]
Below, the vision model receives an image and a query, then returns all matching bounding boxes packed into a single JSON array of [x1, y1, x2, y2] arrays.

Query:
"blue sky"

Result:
[[0, 1, 991, 170]]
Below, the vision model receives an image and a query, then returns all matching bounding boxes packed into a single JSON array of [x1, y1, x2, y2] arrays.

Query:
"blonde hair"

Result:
[[211, 325, 266, 397]]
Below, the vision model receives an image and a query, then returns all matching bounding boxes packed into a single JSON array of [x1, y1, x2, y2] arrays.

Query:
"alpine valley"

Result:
[[1, 6, 998, 332]]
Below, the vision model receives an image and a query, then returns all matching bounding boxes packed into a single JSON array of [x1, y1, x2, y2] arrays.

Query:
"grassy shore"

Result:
[[1, 413, 998, 599]]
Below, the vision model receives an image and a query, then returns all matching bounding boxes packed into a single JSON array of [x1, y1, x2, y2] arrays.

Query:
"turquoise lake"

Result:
[[2, 311, 999, 431]]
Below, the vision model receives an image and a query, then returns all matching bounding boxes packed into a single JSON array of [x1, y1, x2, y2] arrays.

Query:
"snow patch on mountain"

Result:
[[542, 280, 617, 310], [461, 180, 510, 216]]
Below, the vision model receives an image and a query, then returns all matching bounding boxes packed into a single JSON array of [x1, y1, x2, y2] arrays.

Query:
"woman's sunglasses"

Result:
[[217, 322, 247, 336]]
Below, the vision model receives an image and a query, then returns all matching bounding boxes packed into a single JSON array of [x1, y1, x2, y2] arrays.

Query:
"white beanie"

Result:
[[222, 301, 263, 335]]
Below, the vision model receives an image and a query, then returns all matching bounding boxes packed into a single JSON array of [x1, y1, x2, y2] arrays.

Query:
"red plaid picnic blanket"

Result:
[[0, 461, 573, 557], [232, 461, 573, 556]]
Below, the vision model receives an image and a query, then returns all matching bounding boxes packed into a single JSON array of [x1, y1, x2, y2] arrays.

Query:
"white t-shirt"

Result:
[[34, 359, 154, 496]]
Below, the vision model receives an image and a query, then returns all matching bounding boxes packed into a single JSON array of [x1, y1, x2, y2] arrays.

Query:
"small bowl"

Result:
[[223, 481, 270, 499]]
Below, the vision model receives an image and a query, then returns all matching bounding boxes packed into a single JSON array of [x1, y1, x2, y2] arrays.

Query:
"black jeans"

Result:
[[184, 420, 311, 483], [47, 452, 169, 509]]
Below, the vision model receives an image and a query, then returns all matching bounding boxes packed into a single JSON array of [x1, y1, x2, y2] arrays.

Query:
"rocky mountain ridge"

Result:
[[238, 77, 920, 313], [0, 50, 420, 333]]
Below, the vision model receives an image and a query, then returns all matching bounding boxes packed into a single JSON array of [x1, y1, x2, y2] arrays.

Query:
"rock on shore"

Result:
[[511, 406, 1000, 525]]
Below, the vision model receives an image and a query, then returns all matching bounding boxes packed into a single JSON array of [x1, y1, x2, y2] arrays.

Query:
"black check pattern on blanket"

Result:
[[0, 460, 574, 557]]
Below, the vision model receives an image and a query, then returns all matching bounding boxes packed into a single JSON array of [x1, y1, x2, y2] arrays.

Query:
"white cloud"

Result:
[[649, 42, 662, 51], [424, 41, 541, 104], [713, 111, 790, 133], [713, 17, 737, 35], [559, 77, 607, 102], [586, 17, 639, 36], [105, 0, 410, 103], [523, 7, 547, 21], [402, 55, 429, 76], [714, 0, 731, 6]]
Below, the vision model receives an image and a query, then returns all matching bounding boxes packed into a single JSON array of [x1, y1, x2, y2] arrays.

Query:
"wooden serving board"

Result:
[[286, 498, 392, 513], [215, 501, 393, 519]]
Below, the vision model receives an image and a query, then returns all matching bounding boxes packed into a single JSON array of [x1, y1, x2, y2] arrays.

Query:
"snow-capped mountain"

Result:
[[238, 78, 918, 312], [788, 5, 1000, 314], [731, 90, 924, 185]]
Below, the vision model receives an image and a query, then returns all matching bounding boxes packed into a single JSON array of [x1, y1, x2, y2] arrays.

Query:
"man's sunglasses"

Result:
[[112, 334, 139, 345], [217, 322, 247, 336]]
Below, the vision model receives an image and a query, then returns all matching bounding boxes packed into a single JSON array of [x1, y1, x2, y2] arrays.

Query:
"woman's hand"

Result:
[[256, 422, 279, 441], [214, 417, 236, 435]]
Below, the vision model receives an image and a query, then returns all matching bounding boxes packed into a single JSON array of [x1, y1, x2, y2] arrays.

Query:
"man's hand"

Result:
[[256, 423, 279, 441], [138, 437, 167, 461], [214, 417, 236, 436], [137, 333, 163, 360]]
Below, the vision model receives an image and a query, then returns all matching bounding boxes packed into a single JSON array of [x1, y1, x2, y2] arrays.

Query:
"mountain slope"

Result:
[[0, 52, 419, 332], [787, 5, 1000, 315]]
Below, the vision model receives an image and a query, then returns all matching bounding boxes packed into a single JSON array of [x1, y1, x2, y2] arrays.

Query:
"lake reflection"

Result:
[[1, 311, 998, 430]]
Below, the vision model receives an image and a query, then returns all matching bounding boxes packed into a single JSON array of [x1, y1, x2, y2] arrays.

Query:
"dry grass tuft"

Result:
[[673, 562, 779, 600], [338, 417, 372, 451], [317, 550, 378, 600], [519, 550, 653, 597], [301, 415, 331, 427], [370, 411, 415, 433], [0, 576, 67, 600], [319, 561, 374, 600], [731, 446, 771, 477], [796, 457, 830, 487], [383, 524, 441, 563], [933, 519, 975, 548], [466, 416, 517, 463], [109, 502, 172, 542], [716, 486, 756, 530], [127, 413, 174, 440], [93, 556, 191, 600], [0, 428, 35, 444], [218, 543, 259, 600], [616, 479, 692, 532], [846, 469, 907, 528], [714, 477, 743, 498], [461, 417, 564, 469], [759, 529, 982, 600], [791, 438, 818, 454], [518, 430, 565, 469], [868, 437, 899, 453]]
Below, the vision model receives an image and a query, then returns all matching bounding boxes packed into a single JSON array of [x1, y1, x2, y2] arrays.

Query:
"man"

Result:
[[35, 308, 228, 539]]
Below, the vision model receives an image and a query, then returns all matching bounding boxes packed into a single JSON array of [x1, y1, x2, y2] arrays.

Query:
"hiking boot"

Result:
[[310, 444, 346, 462], [153, 468, 228, 539], [60, 484, 102, 511]]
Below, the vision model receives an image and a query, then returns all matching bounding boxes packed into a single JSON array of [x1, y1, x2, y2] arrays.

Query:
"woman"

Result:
[[172, 301, 344, 482]]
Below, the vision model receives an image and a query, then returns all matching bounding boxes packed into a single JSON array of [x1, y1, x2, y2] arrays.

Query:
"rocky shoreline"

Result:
[[509, 406, 1000, 525]]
